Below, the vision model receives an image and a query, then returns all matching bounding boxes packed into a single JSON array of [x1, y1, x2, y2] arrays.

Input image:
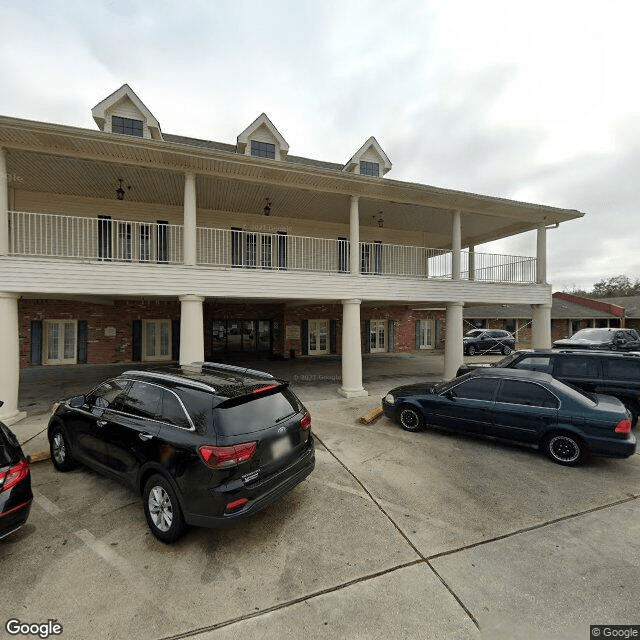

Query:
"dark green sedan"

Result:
[[382, 368, 636, 466]]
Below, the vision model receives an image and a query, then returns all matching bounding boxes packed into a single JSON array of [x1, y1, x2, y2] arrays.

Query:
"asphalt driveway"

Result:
[[3, 387, 639, 640]]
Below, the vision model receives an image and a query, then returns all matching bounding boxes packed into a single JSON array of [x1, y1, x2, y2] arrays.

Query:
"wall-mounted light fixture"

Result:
[[377, 211, 384, 228], [263, 198, 272, 216], [116, 178, 131, 201]]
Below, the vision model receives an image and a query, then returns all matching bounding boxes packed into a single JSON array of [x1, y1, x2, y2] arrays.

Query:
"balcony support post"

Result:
[[0, 148, 8, 256], [179, 294, 205, 365], [536, 223, 547, 284], [338, 298, 368, 398], [349, 196, 360, 275], [0, 293, 26, 425], [443, 301, 464, 380], [531, 302, 552, 349], [452, 210, 461, 280], [184, 173, 197, 266]]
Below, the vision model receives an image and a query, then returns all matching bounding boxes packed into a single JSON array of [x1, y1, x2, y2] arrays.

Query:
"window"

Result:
[[159, 389, 191, 429], [112, 116, 144, 137], [121, 381, 162, 419], [157, 221, 169, 263], [555, 356, 599, 378], [603, 358, 640, 380], [98, 216, 112, 260], [250, 140, 276, 159], [515, 356, 553, 374], [359, 161, 379, 177], [451, 377, 499, 400], [497, 380, 559, 408], [88, 379, 131, 410], [43, 320, 77, 365], [308, 320, 329, 355], [338, 237, 349, 272], [369, 320, 387, 353], [143, 320, 171, 361], [277, 231, 287, 270], [117, 222, 132, 261], [139, 225, 151, 261], [261, 235, 272, 269]]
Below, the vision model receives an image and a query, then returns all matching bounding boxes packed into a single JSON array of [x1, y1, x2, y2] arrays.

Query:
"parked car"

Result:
[[382, 368, 636, 466], [463, 329, 515, 356], [48, 363, 315, 542], [553, 327, 640, 351], [1, 401, 33, 540], [457, 349, 640, 426]]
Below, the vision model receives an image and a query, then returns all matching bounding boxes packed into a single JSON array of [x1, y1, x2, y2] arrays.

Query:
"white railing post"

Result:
[[0, 148, 8, 256]]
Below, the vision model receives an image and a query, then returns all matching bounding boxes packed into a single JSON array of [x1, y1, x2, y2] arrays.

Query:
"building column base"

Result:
[[0, 409, 27, 426], [337, 387, 369, 399]]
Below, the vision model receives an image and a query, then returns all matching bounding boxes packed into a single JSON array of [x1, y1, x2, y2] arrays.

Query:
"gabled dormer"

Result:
[[92, 84, 163, 141], [343, 136, 391, 177], [236, 113, 289, 161]]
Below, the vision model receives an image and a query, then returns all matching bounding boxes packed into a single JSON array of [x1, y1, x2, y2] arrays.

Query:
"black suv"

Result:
[[553, 327, 640, 351], [463, 329, 515, 356], [48, 363, 315, 542], [457, 349, 640, 425]]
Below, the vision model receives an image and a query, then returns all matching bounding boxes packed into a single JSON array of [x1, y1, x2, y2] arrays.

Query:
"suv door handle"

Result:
[[138, 432, 153, 441]]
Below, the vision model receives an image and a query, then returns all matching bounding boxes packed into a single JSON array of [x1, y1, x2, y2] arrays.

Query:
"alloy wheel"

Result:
[[148, 486, 173, 532]]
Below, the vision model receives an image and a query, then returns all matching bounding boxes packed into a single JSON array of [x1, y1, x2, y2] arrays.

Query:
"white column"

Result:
[[184, 173, 197, 266], [0, 293, 26, 424], [536, 223, 547, 284], [531, 302, 552, 349], [338, 298, 368, 398], [0, 148, 9, 256], [349, 196, 360, 275], [468, 245, 475, 281], [443, 301, 464, 380], [179, 295, 205, 365], [451, 210, 461, 281]]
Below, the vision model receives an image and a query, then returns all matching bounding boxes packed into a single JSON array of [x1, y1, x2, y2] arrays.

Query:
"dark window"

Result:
[[361, 243, 371, 273], [139, 225, 151, 261], [451, 377, 499, 400], [277, 231, 287, 270], [497, 380, 559, 408], [515, 356, 553, 374], [98, 216, 112, 260], [338, 237, 349, 272], [555, 356, 599, 378], [157, 221, 168, 263], [373, 241, 382, 275], [231, 227, 242, 267], [112, 116, 144, 137], [213, 389, 301, 437], [88, 379, 131, 410], [250, 140, 276, 159], [245, 233, 257, 267], [159, 389, 191, 429], [261, 235, 272, 269], [602, 358, 640, 380], [359, 161, 379, 177], [121, 381, 162, 419]]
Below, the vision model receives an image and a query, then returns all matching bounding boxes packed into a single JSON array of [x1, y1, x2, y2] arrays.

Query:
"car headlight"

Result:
[[384, 393, 395, 405]]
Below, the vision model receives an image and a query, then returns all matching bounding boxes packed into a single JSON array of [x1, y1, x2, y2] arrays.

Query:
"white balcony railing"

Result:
[[7, 212, 537, 284]]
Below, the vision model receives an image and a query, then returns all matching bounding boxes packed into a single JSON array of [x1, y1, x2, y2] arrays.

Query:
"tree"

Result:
[[592, 275, 640, 298]]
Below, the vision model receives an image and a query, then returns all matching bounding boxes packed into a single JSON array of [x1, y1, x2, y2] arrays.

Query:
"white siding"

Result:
[[105, 96, 150, 139]]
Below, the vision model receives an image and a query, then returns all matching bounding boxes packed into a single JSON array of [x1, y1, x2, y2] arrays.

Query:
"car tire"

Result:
[[467, 345, 476, 356], [398, 405, 425, 432], [49, 424, 77, 472], [143, 474, 188, 543], [502, 345, 512, 355], [542, 432, 585, 466]]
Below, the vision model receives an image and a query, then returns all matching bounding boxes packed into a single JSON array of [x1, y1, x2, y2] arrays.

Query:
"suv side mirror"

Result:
[[69, 395, 85, 408]]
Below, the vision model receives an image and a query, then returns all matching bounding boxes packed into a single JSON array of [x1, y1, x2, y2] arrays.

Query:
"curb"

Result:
[[28, 451, 51, 464]]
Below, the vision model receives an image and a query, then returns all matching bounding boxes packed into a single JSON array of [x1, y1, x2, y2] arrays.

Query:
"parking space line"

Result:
[[32, 490, 63, 517]]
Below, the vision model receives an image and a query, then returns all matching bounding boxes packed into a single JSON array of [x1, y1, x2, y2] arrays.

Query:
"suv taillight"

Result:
[[300, 412, 311, 430], [0, 458, 30, 492], [199, 443, 257, 469], [615, 419, 632, 434]]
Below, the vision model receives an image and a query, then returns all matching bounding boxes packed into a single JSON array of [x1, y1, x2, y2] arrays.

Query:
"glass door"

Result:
[[418, 319, 435, 350], [370, 319, 387, 353], [143, 320, 171, 361], [308, 320, 329, 355], [43, 320, 77, 365]]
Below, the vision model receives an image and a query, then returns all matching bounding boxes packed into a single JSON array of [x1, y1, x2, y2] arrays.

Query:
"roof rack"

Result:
[[121, 369, 217, 393], [199, 362, 275, 380]]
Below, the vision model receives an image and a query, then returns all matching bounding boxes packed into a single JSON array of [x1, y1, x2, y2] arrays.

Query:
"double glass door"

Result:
[[212, 319, 272, 353]]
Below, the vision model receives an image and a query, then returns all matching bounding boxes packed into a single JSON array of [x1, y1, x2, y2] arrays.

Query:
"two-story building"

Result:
[[0, 85, 584, 423]]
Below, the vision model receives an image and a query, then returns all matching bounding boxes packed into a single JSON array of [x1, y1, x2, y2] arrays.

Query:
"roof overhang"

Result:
[[0, 115, 584, 247]]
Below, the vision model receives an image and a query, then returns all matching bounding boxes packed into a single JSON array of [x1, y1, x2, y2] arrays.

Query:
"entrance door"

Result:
[[418, 319, 435, 350], [211, 319, 272, 353], [143, 320, 171, 361], [308, 320, 329, 355], [370, 319, 387, 353], [43, 320, 77, 365]]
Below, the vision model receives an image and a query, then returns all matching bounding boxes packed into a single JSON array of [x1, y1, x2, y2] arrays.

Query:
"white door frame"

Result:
[[308, 319, 329, 355], [418, 319, 435, 350]]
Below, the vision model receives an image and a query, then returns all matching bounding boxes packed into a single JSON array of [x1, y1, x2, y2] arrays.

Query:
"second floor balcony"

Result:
[[7, 211, 538, 284]]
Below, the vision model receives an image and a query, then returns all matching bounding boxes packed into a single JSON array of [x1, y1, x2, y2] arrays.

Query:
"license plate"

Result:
[[270, 436, 292, 461]]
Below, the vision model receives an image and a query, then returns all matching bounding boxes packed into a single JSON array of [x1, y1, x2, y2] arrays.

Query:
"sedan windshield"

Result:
[[569, 329, 614, 341]]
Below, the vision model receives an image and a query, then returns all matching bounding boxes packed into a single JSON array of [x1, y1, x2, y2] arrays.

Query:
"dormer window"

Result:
[[112, 116, 144, 137], [251, 140, 276, 159], [359, 161, 380, 177]]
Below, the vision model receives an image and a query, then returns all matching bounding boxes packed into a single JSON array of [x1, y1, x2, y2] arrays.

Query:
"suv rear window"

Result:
[[602, 358, 640, 380], [213, 388, 302, 437], [555, 356, 599, 378]]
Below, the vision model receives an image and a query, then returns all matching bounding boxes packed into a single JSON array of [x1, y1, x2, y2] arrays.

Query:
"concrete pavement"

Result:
[[3, 353, 639, 639]]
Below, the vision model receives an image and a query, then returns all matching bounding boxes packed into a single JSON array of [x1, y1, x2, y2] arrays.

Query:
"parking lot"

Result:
[[3, 356, 640, 639]]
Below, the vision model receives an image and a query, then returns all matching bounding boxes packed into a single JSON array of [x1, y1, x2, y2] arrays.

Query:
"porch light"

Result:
[[116, 178, 131, 201], [263, 198, 271, 216], [376, 212, 384, 228]]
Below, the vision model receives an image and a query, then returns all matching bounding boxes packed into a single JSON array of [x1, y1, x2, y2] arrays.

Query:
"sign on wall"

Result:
[[286, 325, 301, 340]]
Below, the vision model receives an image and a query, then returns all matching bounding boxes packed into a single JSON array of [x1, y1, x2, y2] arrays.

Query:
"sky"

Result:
[[1, 0, 638, 292]]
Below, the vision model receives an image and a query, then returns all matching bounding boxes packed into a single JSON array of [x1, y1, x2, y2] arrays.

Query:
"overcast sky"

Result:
[[1, 0, 638, 291]]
